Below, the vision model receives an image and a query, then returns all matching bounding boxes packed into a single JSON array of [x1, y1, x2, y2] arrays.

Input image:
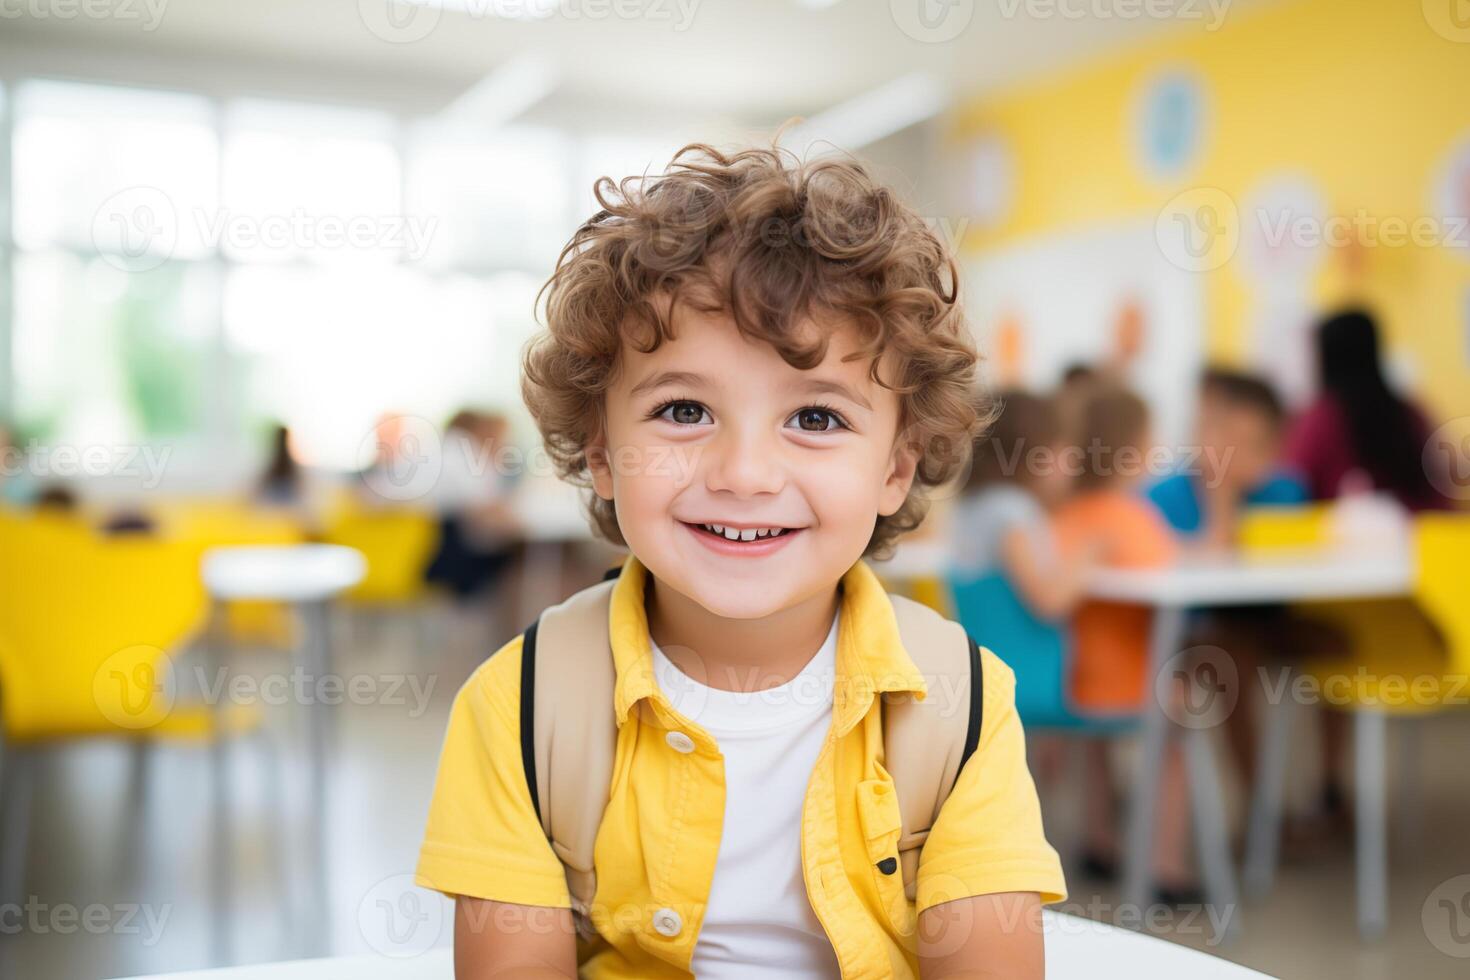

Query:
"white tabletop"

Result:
[[201, 544, 367, 602], [1085, 547, 1414, 608], [110, 911, 1275, 979]]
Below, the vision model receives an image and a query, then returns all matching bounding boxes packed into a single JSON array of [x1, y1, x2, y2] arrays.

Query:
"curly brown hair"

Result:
[[522, 140, 986, 559]]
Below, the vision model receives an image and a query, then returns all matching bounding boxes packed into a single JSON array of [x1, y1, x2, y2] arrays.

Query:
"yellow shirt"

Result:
[[416, 554, 1066, 979]]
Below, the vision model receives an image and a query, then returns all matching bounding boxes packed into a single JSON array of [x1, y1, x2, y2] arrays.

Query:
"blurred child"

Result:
[[1149, 368, 1307, 551], [949, 389, 1094, 618], [1052, 384, 1197, 901]]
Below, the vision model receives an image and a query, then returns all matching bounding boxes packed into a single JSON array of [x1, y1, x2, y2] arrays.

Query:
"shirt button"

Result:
[[665, 731, 696, 754], [651, 907, 683, 937]]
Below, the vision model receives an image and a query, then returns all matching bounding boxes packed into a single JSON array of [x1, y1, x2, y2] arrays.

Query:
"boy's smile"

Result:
[[587, 305, 918, 671]]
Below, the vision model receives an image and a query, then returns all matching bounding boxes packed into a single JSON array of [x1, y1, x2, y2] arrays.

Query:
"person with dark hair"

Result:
[[1283, 308, 1449, 511], [256, 423, 302, 507], [1149, 366, 1308, 550]]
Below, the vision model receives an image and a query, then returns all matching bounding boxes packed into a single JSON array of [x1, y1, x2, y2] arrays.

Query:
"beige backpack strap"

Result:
[[882, 593, 983, 899], [522, 568, 621, 936]]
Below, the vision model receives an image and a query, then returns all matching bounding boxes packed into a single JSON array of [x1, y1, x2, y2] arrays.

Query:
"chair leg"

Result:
[[1184, 726, 1241, 944], [1355, 709, 1389, 939], [254, 728, 296, 957], [1394, 717, 1421, 851], [0, 745, 37, 911], [1244, 684, 1294, 897], [117, 739, 152, 888]]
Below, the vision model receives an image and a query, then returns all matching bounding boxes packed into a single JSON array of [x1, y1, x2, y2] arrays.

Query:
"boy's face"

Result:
[[589, 308, 918, 620], [1197, 395, 1279, 491]]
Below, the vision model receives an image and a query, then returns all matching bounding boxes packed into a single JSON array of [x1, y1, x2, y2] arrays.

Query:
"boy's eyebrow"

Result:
[[795, 378, 873, 412], [629, 370, 874, 412], [629, 370, 709, 397]]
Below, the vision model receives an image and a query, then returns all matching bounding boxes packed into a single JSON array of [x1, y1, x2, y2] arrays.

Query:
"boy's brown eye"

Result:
[[665, 402, 706, 425], [794, 409, 842, 432]]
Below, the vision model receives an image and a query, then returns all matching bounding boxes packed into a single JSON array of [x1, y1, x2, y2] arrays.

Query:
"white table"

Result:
[[1090, 548, 1413, 942], [200, 545, 368, 964], [110, 910, 1277, 979]]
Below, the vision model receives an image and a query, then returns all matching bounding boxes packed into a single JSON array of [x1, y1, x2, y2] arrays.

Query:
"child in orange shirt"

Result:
[[1051, 383, 1198, 902]]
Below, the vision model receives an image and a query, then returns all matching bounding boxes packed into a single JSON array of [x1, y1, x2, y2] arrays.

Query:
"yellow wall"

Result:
[[954, 0, 1470, 420]]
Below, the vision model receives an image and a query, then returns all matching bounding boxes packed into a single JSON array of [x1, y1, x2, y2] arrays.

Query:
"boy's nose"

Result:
[[704, 427, 786, 497]]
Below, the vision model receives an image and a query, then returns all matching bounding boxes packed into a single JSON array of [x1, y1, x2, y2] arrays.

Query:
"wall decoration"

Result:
[[1435, 136, 1470, 260], [1134, 70, 1208, 181]]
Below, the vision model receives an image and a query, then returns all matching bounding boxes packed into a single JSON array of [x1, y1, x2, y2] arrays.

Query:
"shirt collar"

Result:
[[608, 553, 929, 733]]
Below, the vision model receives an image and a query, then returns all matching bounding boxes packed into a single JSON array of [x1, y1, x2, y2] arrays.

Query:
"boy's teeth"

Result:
[[700, 523, 787, 541]]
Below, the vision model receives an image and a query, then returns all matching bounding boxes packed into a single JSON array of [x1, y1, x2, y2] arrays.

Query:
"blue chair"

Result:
[[945, 571, 1136, 734]]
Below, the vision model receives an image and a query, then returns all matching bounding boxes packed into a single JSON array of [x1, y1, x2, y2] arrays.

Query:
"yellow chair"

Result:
[[321, 503, 438, 607], [0, 509, 269, 937], [154, 497, 309, 648], [1240, 507, 1470, 938]]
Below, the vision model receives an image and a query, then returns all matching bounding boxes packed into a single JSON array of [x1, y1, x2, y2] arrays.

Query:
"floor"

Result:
[[5, 601, 1470, 980]]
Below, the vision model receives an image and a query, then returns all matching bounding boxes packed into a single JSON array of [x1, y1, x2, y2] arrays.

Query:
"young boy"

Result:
[[1147, 367, 1307, 550], [415, 143, 1066, 979]]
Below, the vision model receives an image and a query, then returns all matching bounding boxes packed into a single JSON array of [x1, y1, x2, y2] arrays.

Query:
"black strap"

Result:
[[959, 632, 983, 771], [601, 564, 623, 582], [520, 617, 542, 824]]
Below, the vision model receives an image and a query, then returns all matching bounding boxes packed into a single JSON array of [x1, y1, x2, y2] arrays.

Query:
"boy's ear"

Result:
[[878, 441, 920, 517], [587, 433, 615, 501]]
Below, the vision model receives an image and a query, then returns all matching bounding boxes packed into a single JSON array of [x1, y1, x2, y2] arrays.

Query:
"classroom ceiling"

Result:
[[0, 0, 1274, 122]]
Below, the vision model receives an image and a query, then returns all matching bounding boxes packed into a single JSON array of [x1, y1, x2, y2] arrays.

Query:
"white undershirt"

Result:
[[650, 610, 843, 979]]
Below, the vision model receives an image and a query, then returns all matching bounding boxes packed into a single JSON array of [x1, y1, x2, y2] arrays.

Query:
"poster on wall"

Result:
[[954, 133, 1014, 231], [1240, 174, 1329, 406], [1434, 136, 1470, 261], [1133, 69, 1208, 181]]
